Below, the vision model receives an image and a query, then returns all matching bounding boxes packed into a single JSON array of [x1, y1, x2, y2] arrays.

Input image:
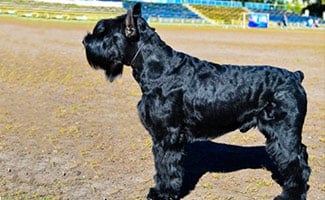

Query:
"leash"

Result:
[[129, 32, 155, 66], [130, 42, 145, 66]]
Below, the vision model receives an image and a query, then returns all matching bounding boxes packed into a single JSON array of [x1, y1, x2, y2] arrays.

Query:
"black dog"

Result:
[[83, 3, 310, 200]]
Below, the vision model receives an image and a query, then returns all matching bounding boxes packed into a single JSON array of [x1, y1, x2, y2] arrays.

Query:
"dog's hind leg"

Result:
[[258, 90, 310, 200], [265, 136, 310, 200]]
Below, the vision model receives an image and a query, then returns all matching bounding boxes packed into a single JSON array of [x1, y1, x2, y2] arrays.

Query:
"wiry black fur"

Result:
[[83, 3, 310, 200]]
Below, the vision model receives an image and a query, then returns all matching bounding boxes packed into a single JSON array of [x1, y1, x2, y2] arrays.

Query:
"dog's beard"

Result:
[[104, 62, 123, 82], [87, 52, 123, 82], [84, 39, 123, 82]]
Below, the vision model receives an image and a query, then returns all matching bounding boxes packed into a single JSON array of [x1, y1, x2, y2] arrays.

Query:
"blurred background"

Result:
[[0, 0, 324, 28]]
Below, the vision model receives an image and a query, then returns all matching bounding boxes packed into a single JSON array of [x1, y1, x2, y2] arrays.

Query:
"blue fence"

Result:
[[245, 2, 270, 10], [124, 0, 183, 4]]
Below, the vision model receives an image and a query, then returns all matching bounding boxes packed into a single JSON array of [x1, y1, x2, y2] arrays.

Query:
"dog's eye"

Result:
[[97, 29, 107, 36], [94, 22, 109, 36]]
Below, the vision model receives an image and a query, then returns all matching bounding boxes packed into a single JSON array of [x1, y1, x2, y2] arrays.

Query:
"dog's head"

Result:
[[82, 3, 145, 82]]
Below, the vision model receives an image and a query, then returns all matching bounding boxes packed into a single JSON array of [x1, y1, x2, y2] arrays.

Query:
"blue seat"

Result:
[[123, 2, 201, 19]]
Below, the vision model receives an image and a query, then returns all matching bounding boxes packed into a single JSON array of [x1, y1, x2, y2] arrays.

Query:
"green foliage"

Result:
[[286, 2, 304, 14]]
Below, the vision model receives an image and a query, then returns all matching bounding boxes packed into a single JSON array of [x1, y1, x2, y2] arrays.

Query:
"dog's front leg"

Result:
[[147, 138, 185, 200]]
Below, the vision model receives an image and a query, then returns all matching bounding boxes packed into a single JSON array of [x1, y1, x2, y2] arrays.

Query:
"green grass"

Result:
[[0, 0, 125, 21]]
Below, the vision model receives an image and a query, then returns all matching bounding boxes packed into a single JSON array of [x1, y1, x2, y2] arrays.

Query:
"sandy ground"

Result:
[[0, 17, 324, 199]]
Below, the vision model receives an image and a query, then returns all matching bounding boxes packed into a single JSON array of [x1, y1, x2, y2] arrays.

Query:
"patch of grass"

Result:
[[0, 0, 125, 22], [228, 132, 258, 145], [143, 138, 152, 148], [59, 125, 80, 135], [211, 173, 222, 181], [3, 123, 21, 133], [321, 184, 325, 192], [0, 192, 53, 200], [255, 179, 273, 187], [202, 182, 214, 189]]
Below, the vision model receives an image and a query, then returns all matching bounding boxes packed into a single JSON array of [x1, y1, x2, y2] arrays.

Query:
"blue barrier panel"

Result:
[[248, 13, 269, 28], [245, 2, 270, 10], [125, 0, 182, 4]]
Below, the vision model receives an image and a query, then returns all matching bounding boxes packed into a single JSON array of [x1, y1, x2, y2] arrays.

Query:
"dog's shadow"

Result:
[[180, 141, 282, 198]]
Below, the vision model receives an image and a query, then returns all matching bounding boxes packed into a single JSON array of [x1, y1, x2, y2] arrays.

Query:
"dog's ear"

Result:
[[125, 9, 137, 39], [124, 3, 141, 40], [125, 3, 141, 40], [132, 2, 141, 18]]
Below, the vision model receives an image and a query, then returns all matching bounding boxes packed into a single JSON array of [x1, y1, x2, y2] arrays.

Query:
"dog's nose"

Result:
[[82, 33, 92, 46]]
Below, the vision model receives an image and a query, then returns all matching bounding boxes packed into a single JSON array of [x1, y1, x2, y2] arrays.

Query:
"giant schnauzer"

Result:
[[83, 3, 310, 200]]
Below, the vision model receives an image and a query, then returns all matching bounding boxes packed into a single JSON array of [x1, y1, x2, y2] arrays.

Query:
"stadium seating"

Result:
[[187, 0, 242, 8], [123, 1, 201, 20], [251, 8, 312, 24], [191, 5, 247, 24], [122, 0, 323, 26], [122, 1, 249, 25]]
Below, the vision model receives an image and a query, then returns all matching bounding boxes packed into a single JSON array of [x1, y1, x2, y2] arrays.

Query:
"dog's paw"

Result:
[[147, 187, 180, 200]]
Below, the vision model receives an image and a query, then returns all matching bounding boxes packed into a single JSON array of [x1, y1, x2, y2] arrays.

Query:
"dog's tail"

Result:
[[294, 70, 304, 83]]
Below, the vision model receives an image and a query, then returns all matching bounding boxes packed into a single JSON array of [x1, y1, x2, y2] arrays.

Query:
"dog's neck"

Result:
[[129, 30, 156, 67], [130, 32, 180, 92]]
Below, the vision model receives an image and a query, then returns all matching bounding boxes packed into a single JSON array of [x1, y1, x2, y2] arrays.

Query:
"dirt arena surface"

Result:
[[0, 17, 324, 199]]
